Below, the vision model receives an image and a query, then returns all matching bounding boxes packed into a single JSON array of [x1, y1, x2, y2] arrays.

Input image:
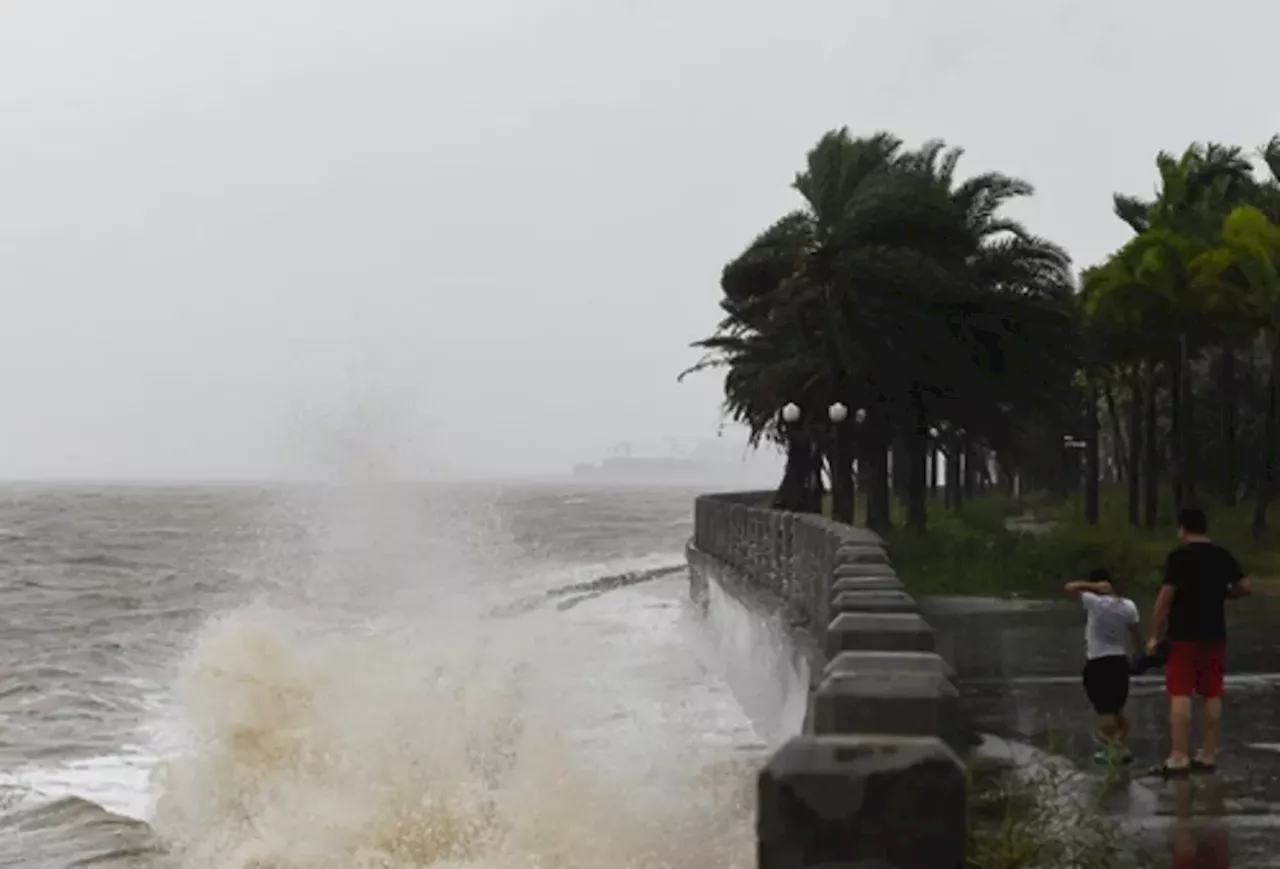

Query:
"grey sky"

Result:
[[0, 1, 1273, 480]]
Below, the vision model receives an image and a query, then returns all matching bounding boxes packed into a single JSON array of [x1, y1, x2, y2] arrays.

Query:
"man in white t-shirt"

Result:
[[1065, 568, 1143, 764]]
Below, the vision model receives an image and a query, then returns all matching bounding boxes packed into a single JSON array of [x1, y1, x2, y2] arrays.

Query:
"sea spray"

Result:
[[148, 597, 755, 869]]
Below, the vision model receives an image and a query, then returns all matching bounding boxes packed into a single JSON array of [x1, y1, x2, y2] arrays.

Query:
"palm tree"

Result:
[[1108, 143, 1257, 509], [682, 130, 912, 518]]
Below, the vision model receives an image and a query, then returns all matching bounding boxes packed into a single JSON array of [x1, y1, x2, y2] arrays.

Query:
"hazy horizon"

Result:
[[2, 1, 1274, 481]]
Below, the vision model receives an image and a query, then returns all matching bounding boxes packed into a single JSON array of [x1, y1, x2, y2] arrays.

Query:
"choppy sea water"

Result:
[[0, 483, 780, 869]]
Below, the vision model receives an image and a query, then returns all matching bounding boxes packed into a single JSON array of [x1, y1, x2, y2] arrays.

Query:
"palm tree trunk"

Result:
[[775, 436, 808, 512], [1221, 345, 1239, 506], [830, 421, 855, 524], [1170, 347, 1184, 511], [805, 439, 824, 514], [1181, 334, 1197, 505], [947, 436, 963, 513], [1126, 369, 1142, 527], [863, 423, 893, 532], [891, 441, 909, 498], [1103, 381, 1127, 483], [906, 387, 928, 534], [1251, 337, 1280, 541], [963, 439, 977, 502], [1086, 379, 1101, 525], [1144, 360, 1160, 529]]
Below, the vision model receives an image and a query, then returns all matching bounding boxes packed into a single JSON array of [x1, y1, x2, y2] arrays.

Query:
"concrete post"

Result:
[[833, 562, 897, 579], [835, 544, 891, 566], [831, 575, 905, 594], [824, 649, 955, 681], [825, 612, 935, 656], [830, 589, 919, 614], [757, 734, 966, 869], [809, 669, 963, 750]]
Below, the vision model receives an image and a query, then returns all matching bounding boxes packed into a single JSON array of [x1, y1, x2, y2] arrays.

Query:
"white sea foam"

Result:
[[143, 572, 758, 869]]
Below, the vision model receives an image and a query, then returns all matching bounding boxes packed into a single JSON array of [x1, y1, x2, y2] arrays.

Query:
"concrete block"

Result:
[[833, 562, 896, 579], [825, 612, 935, 656], [810, 669, 962, 750], [757, 734, 966, 869], [824, 649, 956, 681], [831, 575, 905, 594], [831, 589, 918, 615], [835, 544, 890, 566]]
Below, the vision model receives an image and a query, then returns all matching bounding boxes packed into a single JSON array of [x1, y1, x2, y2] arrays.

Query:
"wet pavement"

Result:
[[925, 593, 1280, 868]]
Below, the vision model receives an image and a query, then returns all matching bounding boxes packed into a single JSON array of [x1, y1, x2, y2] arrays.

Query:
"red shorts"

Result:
[[1166, 641, 1226, 698], [1171, 826, 1229, 869]]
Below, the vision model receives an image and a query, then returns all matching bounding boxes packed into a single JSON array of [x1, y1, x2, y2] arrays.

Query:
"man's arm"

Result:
[[1226, 553, 1252, 598], [1148, 555, 1177, 649], [1064, 580, 1113, 595]]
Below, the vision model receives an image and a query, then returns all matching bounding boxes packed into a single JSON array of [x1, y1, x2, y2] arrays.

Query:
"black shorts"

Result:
[[1082, 655, 1130, 715]]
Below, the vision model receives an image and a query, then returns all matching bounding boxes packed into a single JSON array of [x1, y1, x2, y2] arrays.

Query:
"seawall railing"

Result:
[[687, 491, 967, 869]]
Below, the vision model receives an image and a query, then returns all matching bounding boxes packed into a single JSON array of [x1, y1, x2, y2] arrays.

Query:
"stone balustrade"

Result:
[[687, 492, 967, 869]]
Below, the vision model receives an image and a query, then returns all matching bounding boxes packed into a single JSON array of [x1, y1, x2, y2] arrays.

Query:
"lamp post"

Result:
[[827, 403, 852, 523]]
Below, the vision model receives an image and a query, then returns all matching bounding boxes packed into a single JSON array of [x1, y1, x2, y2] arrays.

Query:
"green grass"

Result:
[[966, 748, 1146, 869], [824, 486, 1280, 597]]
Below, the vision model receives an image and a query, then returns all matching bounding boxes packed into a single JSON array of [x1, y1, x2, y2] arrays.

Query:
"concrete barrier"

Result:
[[687, 492, 968, 867], [830, 589, 918, 615]]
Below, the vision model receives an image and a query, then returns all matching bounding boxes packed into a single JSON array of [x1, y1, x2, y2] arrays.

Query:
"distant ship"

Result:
[[571, 438, 780, 486]]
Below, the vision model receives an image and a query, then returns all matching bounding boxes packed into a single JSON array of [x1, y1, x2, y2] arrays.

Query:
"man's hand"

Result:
[[1146, 637, 1160, 656]]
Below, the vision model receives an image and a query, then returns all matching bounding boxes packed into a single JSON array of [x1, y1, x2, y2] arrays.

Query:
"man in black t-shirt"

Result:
[[1146, 507, 1251, 776]]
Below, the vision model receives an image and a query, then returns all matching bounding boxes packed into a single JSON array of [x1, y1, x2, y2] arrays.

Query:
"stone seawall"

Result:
[[687, 491, 968, 869]]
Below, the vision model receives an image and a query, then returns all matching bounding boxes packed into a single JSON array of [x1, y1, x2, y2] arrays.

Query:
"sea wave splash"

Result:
[[147, 597, 755, 869]]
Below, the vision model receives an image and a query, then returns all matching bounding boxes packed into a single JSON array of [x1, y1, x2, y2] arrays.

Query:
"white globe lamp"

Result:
[[828, 402, 848, 423], [781, 403, 801, 423], [855, 407, 867, 424]]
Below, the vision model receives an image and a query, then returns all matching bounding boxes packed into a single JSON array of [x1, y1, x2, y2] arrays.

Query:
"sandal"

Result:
[[1191, 758, 1217, 774], [1149, 762, 1191, 778]]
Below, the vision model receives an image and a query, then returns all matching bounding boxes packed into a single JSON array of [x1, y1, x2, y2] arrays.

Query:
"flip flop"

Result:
[[1191, 759, 1217, 774], [1148, 762, 1191, 778]]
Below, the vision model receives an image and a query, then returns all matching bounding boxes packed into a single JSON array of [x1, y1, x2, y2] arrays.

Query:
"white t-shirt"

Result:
[[1081, 592, 1139, 660]]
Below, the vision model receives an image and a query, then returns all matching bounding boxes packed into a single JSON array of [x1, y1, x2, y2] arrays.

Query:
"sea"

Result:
[[0, 482, 796, 869]]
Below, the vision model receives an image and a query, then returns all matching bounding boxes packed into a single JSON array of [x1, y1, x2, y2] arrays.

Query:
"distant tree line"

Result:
[[681, 128, 1280, 539]]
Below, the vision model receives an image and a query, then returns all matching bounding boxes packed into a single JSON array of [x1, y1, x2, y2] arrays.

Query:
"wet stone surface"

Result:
[[923, 594, 1280, 868]]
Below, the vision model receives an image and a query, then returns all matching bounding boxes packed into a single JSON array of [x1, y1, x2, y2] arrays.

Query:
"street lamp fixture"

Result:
[[828, 402, 848, 423], [855, 407, 867, 424], [781, 403, 801, 423]]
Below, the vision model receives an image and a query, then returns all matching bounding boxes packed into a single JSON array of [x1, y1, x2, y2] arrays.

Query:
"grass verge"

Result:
[[825, 486, 1280, 596], [967, 752, 1146, 869]]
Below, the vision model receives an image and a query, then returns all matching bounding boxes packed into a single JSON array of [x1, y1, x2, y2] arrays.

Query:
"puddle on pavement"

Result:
[[925, 594, 1280, 867]]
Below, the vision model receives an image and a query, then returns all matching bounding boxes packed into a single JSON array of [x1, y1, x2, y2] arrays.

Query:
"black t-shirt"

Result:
[[1163, 541, 1245, 642]]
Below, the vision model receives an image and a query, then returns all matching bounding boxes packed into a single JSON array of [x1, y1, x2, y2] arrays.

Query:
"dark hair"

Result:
[[1178, 507, 1208, 535], [1088, 567, 1112, 584]]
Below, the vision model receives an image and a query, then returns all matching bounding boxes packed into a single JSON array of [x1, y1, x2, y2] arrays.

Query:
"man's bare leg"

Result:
[[1197, 696, 1222, 765], [1168, 695, 1192, 768]]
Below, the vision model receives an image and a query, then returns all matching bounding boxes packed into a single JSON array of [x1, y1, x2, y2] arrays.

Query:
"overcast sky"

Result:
[[0, 1, 1274, 480]]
